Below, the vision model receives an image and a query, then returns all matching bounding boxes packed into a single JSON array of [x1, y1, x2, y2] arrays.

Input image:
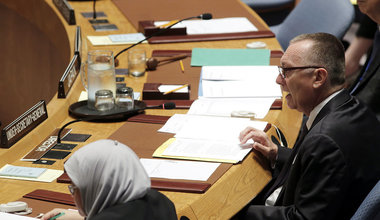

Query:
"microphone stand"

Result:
[[93, 0, 97, 20], [114, 14, 212, 60]]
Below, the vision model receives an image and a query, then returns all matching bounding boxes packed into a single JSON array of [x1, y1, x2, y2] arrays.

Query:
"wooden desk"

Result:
[[0, 0, 302, 219]]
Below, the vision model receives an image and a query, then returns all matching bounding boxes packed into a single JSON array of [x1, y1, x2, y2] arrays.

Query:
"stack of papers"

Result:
[[140, 158, 220, 181], [187, 97, 275, 119], [155, 17, 258, 35], [0, 164, 64, 183], [200, 66, 281, 98], [154, 115, 267, 163], [87, 33, 146, 46]]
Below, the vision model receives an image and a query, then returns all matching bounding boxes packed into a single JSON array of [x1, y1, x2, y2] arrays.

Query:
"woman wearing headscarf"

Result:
[[42, 139, 177, 220]]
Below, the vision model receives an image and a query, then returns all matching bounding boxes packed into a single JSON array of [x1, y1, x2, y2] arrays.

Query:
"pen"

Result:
[[158, 20, 179, 28], [49, 212, 65, 220], [163, 84, 188, 95], [179, 60, 185, 73]]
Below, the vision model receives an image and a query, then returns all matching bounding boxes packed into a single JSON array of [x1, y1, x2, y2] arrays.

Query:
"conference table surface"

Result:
[[0, 0, 302, 219]]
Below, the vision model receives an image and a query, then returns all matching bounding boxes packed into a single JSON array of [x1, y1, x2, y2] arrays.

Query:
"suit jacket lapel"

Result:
[[310, 90, 352, 130], [275, 90, 352, 205]]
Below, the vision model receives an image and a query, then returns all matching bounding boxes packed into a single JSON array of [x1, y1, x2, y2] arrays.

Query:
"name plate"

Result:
[[74, 26, 82, 57], [1, 101, 48, 148], [53, 0, 76, 25], [58, 54, 80, 98], [21, 128, 71, 161]]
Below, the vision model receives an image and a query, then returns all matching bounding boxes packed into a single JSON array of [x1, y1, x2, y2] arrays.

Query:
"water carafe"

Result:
[[81, 50, 116, 109]]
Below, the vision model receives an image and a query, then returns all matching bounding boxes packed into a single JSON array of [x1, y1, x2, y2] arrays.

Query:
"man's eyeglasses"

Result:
[[68, 184, 77, 194], [278, 66, 324, 79]]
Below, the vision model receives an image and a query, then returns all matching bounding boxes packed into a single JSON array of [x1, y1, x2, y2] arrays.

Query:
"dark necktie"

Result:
[[262, 123, 309, 201]]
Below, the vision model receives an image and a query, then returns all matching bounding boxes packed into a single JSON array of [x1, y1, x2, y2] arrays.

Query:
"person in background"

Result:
[[349, 0, 380, 120], [236, 33, 380, 219], [345, 15, 377, 81], [42, 139, 177, 220]]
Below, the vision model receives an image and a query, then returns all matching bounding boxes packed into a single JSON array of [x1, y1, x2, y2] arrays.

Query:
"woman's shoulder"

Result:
[[91, 189, 177, 220]]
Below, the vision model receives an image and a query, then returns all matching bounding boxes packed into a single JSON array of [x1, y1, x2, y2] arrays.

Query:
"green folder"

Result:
[[191, 48, 270, 66]]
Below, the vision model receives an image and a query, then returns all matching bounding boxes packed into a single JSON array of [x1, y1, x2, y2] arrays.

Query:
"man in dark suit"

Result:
[[237, 33, 380, 219], [350, 0, 380, 121]]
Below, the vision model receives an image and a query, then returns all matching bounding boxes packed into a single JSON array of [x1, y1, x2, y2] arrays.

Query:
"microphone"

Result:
[[56, 102, 176, 143], [199, 13, 212, 20], [93, 0, 97, 20], [113, 13, 213, 61]]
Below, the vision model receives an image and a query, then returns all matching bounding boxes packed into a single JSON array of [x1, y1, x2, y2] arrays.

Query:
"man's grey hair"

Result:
[[290, 33, 346, 86]]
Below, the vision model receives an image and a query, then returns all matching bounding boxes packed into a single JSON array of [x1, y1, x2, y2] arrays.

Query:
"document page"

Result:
[[0, 213, 35, 220], [155, 17, 257, 35], [0, 164, 46, 178], [162, 138, 252, 162], [155, 116, 267, 163], [140, 158, 220, 181], [0, 164, 64, 182], [173, 115, 267, 143], [158, 114, 192, 134], [201, 65, 278, 81], [201, 80, 281, 98], [187, 97, 276, 119]]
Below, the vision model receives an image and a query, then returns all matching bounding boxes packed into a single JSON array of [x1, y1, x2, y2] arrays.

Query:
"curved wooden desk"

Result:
[[0, 0, 71, 130], [0, 0, 302, 219]]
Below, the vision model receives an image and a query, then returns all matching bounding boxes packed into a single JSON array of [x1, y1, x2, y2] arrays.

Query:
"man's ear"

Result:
[[313, 68, 328, 88]]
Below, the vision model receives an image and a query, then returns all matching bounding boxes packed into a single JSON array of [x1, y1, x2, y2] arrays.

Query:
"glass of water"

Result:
[[128, 49, 146, 77]]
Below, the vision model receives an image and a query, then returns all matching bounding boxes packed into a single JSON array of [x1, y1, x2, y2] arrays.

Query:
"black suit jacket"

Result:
[[241, 90, 380, 220], [350, 30, 380, 121], [91, 189, 177, 220]]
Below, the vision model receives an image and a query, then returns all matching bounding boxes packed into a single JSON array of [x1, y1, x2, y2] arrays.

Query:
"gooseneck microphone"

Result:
[[114, 13, 213, 60], [56, 102, 176, 143], [93, 0, 97, 20]]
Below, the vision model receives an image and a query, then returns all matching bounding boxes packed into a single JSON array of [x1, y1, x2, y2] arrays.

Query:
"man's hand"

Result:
[[240, 126, 278, 164]]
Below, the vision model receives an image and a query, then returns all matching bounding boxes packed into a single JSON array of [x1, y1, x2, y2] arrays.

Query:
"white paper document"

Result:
[[163, 138, 252, 162], [174, 115, 267, 143], [187, 97, 276, 119], [201, 65, 279, 81], [158, 115, 267, 163], [200, 65, 282, 98], [155, 17, 257, 35], [0, 164, 63, 182], [87, 34, 147, 46], [158, 85, 188, 93], [201, 80, 281, 98], [108, 33, 146, 42], [140, 158, 220, 181], [0, 213, 36, 220], [158, 114, 192, 134], [0, 164, 46, 178]]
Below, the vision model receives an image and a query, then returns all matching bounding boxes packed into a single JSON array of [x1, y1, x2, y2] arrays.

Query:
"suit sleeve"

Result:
[[243, 134, 348, 220], [272, 146, 292, 177]]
